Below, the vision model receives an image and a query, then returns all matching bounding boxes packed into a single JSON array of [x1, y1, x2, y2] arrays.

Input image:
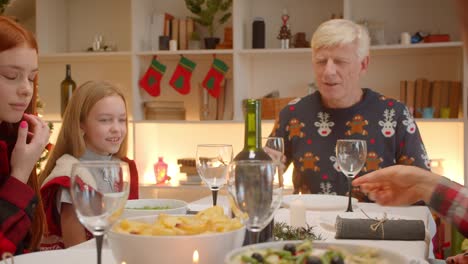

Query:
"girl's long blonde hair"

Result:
[[40, 80, 129, 184]]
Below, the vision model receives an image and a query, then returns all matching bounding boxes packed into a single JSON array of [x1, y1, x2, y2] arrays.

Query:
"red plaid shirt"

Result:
[[429, 177, 468, 237], [0, 140, 37, 256]]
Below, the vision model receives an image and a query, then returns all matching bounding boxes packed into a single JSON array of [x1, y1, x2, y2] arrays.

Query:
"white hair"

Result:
[[311, 19, 370, 60]]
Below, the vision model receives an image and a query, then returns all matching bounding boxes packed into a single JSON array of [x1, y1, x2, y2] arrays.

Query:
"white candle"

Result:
[[290, 198, 306, 228]]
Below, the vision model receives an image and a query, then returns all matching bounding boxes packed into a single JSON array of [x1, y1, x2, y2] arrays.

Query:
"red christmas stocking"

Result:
[[169, 56, 197, 95], [202, 58, 229, 98], [139, 56, 166, 97]]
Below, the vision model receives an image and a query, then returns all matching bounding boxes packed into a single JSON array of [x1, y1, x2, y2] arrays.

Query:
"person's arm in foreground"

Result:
[[352, 165, 468, 238]]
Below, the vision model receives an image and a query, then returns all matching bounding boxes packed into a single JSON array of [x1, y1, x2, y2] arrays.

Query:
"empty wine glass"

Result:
[[227, 160, 282, 244], [335, 139, 367, 212], [262, 137, 285, 187], [196, 144, 233, 206], [70, 161, 130, 264]]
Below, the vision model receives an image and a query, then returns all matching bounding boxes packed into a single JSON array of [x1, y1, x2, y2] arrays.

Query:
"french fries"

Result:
[[114, 206, 243, 236]]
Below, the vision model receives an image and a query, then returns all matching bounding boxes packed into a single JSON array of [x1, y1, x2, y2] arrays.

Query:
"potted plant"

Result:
[[185, 0, 232, 49], [188, 31, 201, 50]]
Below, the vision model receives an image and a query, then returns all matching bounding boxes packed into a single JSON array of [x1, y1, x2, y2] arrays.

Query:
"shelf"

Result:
[[414, 118, 464, 123], [132, 120, 243, 124], [238, 42, 463, 56], [39, 51, 132, 62], [370, 41, 463, 50], [136, 49, 234, 56], [238, 48, 311, 55]]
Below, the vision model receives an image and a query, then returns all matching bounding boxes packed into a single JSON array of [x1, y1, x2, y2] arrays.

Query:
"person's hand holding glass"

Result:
[[196, 144, 233, 206], [227, 160, 282, 244], [70, 161, 130, 264], [335, 139, 367, 212]]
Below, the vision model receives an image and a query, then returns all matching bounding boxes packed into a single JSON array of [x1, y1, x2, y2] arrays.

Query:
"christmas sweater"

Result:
[[430, 177, 468, 237], [40, 154, 139, 250], [0, 126, 37, 256], [271, 88, 430, 199]]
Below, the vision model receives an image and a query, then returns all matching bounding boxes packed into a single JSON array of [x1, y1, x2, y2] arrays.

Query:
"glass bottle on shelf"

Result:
[[60, 64, 76, 117], [154, 157, 168, 184], [234, 99, 273, 245]]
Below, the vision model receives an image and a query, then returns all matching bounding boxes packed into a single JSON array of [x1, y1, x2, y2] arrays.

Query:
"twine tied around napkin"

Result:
[[334, 210, 426, 240], [364, 210, 388, 239]]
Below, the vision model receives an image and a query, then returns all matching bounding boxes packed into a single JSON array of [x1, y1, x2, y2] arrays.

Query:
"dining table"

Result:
[[1, 194, 438, 264]]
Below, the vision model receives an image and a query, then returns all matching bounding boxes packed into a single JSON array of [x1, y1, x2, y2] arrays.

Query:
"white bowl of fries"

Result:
[[108, 206, 245, 264], [122, 198, 188, 218]]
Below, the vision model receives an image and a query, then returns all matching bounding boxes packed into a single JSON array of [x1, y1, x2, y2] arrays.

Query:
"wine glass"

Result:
[[196, 144, 233, 206], [227, 160, 282, 244], [262, 137, 285, 187], [335, 139, 367, 212], [70, 161, 130, 264]]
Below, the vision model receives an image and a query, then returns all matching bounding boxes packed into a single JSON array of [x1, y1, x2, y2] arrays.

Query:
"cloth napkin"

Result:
[[335, 215, 426, 240]]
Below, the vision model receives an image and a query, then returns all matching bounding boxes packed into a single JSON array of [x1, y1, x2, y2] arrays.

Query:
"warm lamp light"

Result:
[[193, 250, 199, 264]]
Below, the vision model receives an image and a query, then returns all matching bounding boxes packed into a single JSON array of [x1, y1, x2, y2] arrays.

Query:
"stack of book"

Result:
[[177, 158, 202, 185], [400, 79, 462, 118], [144, 101, 185, 120]]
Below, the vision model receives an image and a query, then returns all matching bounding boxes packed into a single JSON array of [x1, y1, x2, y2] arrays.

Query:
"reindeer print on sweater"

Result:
[[272, 88, 430, 198]]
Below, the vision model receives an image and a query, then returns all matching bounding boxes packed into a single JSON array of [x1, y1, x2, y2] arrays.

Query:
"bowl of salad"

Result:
[[122, 198, 188, 218], [225, 240, 427, 264]]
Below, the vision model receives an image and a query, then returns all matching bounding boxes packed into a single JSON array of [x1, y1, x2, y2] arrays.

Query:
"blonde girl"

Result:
[[39, 80, 138, 249]]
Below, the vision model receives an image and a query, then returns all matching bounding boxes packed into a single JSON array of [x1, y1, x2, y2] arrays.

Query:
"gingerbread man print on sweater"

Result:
[[314, 112, 334, 137], [379, 109, 397, 138], [345, 114, 368, 136], [286, 118, 305, 140], [299, 152, 320, 172], [363, 151, 383, 172], [398, 155, 415, 165]]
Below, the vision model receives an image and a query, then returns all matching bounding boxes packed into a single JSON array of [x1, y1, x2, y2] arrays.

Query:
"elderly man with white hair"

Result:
[[271, 19, 429, 199]]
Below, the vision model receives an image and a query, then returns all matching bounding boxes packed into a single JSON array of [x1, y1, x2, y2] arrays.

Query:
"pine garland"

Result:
[[273, 222, 322, 241]]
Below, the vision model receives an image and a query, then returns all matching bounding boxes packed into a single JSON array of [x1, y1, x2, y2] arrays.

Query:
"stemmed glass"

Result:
[[262, 137, 285, 187], [335, 139, 367, 212], [70, 161, 130, 264], [196, 144, 233, 206], [227, 160, 282, 244]]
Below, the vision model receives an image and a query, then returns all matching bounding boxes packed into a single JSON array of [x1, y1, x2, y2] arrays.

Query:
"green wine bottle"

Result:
[[234, 99, 271, 161], [60, 64, 76, 117], [234, 99, 273, 245]]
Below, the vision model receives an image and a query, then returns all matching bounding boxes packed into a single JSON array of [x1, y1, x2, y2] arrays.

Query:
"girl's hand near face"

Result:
[[10, 114, 50, 183]]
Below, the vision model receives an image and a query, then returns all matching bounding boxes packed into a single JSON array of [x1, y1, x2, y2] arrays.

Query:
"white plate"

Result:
[[282, 194, 358, 211], [224, 240, 429, 264], [122, 198, 188, 218], [0, 249, 115, 264], [318, 211, 416, 233]]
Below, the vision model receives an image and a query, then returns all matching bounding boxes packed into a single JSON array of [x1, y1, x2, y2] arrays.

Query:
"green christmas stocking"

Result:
[[139, 56, 166, 97], [169, 56, 197, 95], [202, 58, 229, 98]]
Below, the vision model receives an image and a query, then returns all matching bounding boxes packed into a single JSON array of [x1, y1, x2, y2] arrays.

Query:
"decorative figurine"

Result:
[[277, 9, 292, 49]]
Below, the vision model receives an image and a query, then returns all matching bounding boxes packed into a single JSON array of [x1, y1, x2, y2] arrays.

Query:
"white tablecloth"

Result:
[[190, 195, 437, 260], [3, 195, 436, 264]]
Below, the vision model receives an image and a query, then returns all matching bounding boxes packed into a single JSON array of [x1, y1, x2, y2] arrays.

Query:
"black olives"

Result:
[[251, 252, 264, 262], [283, 243, 296, 255], [330, 255, 344, 264], [305, 255, 323, 264]]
